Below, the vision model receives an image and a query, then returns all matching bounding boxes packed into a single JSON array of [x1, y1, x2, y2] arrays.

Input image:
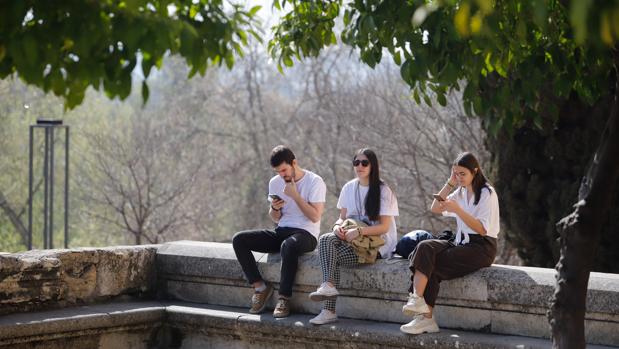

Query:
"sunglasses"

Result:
[[353, 159, 370, 167]]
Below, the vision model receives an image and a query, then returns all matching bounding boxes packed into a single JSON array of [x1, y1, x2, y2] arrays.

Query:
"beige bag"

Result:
[[339, 218, 385, 264]]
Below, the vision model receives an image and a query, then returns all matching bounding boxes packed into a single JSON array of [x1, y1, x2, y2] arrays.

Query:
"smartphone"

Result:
[[268, 194, 282, 201], [432, 194, 445, 201]]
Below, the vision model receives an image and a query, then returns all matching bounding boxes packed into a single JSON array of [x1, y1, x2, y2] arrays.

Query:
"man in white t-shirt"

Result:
[[232, 145, 326, 318]]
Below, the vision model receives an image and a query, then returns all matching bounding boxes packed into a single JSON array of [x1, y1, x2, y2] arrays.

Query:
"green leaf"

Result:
[[283, 55, 293, 67], [50, 69, 65, 96], [423, 93, 432, 107], [249, 5, 262, 17], [224, 52, 234, 69], [413, 88, 421, 104], [437, 92, 447, 106], [473, 96, 483, 115], [22, 34, 39, 67], [141, 80, 149, 106], [488, 116, 504, 137], [532, 113, 543, 130], [569, 0, 593, 44], [393, 51, 401, 65]]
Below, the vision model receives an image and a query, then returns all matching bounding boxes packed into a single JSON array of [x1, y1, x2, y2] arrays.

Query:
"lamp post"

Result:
[[28, 119, 70, 250]]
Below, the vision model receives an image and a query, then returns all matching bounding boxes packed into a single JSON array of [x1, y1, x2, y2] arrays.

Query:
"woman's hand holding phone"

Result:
[[438, 199, 460, 214], [432, 194, 445, 201]]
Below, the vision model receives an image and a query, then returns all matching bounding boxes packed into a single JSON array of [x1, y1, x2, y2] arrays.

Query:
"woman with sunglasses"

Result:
[[400, 152, 499, 334], [308, 148, 399, 325]]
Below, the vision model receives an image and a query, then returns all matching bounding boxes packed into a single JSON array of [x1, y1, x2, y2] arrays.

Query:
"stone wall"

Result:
[[1, 241, 618, 348], [157, 240, 619, 347], [0, 245, 158, 315]]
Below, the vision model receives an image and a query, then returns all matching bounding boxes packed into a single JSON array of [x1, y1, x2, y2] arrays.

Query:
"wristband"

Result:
[[446, 181, 455, 188]]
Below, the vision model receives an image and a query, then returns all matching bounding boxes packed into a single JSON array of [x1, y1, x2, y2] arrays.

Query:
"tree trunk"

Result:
[[135, 232, 142, 245], [0, 190, 29, 247], [549, 57, 619, 348]]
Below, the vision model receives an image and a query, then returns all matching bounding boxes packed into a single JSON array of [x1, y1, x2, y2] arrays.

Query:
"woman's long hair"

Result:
[[355, 148, 383, 221], [453, 152, 491, 205]]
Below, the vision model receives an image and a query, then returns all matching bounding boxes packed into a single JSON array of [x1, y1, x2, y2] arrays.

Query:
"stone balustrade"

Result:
[[157, 241, 619, 347], [0, 245, 158, 315], [1, 241, 618, 348]]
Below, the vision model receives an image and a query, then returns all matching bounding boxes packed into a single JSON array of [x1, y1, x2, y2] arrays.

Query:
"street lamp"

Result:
[[28, 119, 70, 249]]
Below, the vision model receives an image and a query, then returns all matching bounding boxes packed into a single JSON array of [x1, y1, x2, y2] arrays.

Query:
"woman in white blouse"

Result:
[[308, 148, 399, 325], [400, 152, 500, 335]]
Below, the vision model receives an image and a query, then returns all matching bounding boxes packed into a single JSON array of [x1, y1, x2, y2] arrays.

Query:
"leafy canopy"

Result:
[[269, 0, 619, 134], [0, 1, 262, 109]]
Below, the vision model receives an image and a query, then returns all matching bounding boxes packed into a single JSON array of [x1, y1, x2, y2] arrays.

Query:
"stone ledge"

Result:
[[166, 302, 618, 349], [0, 301, 165, 348], [156, 240, 619, 346], [0, 245, 159, 315], [1, 301, 615, 349]]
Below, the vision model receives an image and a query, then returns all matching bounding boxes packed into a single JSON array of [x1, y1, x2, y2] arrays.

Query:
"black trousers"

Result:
[[232, 226, 317, 297], [408, 234, 497, 307]]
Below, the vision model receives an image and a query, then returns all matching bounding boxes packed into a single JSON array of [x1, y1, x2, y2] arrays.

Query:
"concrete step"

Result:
[[0, 301, 165, 349], [166, 302, 561, 349], [3, 300, 616, 349], [156, 241, 619, 346]]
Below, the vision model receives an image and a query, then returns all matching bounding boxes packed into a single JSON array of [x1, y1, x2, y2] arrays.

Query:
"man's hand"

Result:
[[283, 179, 300, 199], [271, 198, 285, 211]]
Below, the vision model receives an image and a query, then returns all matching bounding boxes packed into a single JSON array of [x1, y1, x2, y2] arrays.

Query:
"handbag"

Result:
[[339, 218, 385, 264]]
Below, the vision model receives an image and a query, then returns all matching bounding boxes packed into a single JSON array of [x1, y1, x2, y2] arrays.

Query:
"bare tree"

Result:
[[0, 39, 521, 266], [77, 109, 204, 244]]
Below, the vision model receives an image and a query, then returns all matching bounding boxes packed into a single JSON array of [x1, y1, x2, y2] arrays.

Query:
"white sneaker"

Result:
[[400, 314, 440, 334], [402, 292, 430, 316], [309, 309, 338, 325], [309, 283, 339, 301]]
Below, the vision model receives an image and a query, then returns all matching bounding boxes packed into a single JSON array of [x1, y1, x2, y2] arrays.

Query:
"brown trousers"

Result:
[[408, 235, 497, 307]]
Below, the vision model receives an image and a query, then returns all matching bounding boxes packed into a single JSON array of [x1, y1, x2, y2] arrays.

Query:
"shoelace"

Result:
[[275, 299, 288, 311], [252, 292, 267, 305]]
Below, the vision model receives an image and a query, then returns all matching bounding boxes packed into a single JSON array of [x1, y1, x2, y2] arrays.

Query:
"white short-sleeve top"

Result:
[[442, 185, 500, 245], [268, 170, 327, 240], [337, 179, 399, 258]]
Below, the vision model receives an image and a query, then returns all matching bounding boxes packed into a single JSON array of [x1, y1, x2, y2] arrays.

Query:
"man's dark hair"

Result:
[[270, 145, 296, 167]]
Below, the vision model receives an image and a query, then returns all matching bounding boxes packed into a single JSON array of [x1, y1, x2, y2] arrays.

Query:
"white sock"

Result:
[[255, 283, 267, 292]]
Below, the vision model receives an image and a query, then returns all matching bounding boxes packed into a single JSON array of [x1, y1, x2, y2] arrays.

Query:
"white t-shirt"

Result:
[[442, 185, 500, 245], [336, 179, 399, 258], [268, 170, 326, 240]]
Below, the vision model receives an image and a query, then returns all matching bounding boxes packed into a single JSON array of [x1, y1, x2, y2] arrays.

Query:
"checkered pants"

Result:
[[318, 233, 360, 311]]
